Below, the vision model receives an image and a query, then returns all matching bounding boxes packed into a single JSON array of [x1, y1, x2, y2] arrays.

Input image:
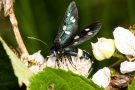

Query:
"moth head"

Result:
[[50, 44, 62, 55]]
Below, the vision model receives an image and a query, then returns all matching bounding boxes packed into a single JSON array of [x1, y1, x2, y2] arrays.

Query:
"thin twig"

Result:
[[8, 5, 28, 55]]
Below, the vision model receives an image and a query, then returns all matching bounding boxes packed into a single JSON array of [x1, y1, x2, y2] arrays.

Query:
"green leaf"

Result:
[[0, 40, 19, 89], [128, 77, 135, 90], [29, 67, 103, 90], [0, 37, 34, 86]]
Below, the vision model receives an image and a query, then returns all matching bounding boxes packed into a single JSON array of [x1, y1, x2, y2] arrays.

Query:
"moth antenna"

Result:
[[27, 37, 49, 48]]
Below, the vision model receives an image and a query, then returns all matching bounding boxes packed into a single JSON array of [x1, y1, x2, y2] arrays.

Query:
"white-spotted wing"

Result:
[[54, 1, 78, 47], [69, 21, 102, 46]]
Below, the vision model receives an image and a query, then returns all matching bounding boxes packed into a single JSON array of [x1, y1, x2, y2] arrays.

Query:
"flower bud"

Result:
[[91, 38, 115, 61]]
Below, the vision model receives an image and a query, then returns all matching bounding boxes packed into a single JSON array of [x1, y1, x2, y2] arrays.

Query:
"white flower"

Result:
[[120, 61, 135, 74], [92, 67, 110, 88], [91, 38, 115, 61], [28, 50, 45, 65], [113, 27, 135, 56], [113, 27, 135, 73], [29, 65, 39, 73], [21, 50, 46, 73], [47, 55, 92, 77]]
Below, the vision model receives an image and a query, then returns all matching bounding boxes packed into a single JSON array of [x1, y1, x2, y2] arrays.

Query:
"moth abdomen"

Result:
[[80, 49, 91, 59]]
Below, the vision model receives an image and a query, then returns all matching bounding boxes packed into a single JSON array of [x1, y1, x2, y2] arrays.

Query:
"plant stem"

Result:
[[109, 51, 126, 68], [113, 51, 126, 60], [9, 5, 28, 55]]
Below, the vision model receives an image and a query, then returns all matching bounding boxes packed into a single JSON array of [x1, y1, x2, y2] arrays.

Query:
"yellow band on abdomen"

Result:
[[77, 48, 83, 58]]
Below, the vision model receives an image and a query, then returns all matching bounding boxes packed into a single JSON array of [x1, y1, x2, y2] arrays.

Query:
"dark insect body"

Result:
[[50, 1, 102, 60]]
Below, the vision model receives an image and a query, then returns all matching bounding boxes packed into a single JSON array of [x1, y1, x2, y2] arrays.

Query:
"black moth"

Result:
[[50, 1, 102, 60]]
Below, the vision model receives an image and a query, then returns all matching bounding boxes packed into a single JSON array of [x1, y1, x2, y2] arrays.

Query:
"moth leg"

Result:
[[68, 56, 77, 70]]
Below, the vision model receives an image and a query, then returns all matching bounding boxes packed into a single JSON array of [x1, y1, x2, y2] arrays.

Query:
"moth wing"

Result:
[[69, 21, 102, 46], [54, 1, 78, 47]]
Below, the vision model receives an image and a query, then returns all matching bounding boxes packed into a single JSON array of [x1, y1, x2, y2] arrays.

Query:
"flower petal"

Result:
[[91, 38, 115, 61], [47, 55, 92, 77], [113, 27, 135, 56], [92, 67, 110, 88], [28, 50, 45, 65], [91, 42, 105, 60], [120, 61, 135, 74]]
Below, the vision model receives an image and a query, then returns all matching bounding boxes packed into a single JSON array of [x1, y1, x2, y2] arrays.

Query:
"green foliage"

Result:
[[0, 39, 19, 90], [128, 77, 135, 90], [0, 37, 34, 86], [29, 67, 103, 90]]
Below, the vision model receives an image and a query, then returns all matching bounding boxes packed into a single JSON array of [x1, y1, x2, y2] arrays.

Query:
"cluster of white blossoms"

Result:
[[113, 27, 135, 74], [21, 51, 92, 77], [47, 55, 92, 77], [91, 26, 135, 87]]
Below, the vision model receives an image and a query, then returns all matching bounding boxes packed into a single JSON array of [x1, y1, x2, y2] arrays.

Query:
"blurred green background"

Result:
[[0, 0, 135, 66]]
